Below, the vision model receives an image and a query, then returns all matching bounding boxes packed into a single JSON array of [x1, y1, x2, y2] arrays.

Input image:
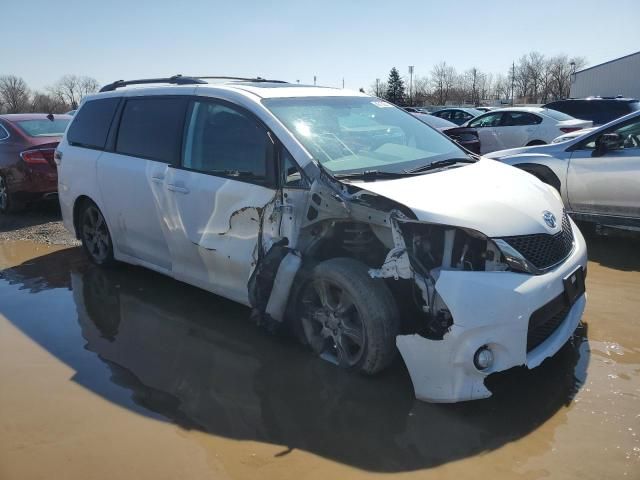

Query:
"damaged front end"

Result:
[[248, 166, 587, 403], [369, 209, 587, 402]]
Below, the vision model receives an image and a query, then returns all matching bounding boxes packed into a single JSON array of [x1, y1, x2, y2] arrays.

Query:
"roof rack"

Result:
[[99, 75, 207, 92], [191, 76, 288, 83]]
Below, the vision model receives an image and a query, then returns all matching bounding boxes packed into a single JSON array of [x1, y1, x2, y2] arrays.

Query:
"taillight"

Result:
[[20, 148, 56, 165], [560, 127, 581, 134]]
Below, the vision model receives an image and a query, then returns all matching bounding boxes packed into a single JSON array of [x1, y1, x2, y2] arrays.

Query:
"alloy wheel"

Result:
[[82, 205, 111, 263], [300, 278, 366, 368]]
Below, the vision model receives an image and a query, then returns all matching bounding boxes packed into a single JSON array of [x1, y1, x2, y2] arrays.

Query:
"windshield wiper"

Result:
[[404, 157, 476, 173], [333, 170, 415, 181]]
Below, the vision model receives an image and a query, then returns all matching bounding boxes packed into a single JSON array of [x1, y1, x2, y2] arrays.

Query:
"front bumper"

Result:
[[397, 218, 588, 403]]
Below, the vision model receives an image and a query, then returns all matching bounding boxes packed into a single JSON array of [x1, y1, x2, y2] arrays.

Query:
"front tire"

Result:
[[79, 201, 115, 266], [296, 258, 399, 375]]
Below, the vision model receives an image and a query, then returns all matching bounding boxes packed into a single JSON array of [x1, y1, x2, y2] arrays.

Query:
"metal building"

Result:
[[570, 51, 640, 99]]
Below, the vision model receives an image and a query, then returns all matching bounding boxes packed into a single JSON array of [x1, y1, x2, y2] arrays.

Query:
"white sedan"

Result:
[[465, 107, 592, 154]]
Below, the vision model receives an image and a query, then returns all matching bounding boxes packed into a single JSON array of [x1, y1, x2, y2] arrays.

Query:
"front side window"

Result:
[[182, 100, 271, 182], [116, 97, 187, 164], [452, 111, 471, 123], [581, 117, 640, 150], [0, 123, 9, 140], [263, 97, 465, 174], [469, 112, 503, 128], [67, 98, 120, 149]]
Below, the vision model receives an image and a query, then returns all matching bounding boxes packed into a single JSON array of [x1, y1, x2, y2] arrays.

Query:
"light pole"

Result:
[[313, 75, 317, 86], [569, 61, 576, 98], [511, 61, 515, 106], [408, 66, 414, 105], [376, 78, 380, 97]]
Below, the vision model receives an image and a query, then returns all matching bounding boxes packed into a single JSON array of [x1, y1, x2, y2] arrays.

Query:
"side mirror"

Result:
[[594, 132, 623, 156]]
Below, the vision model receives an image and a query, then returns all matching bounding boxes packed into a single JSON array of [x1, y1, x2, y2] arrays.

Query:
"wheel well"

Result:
[[72, 195, 93, 239], [514, 163, 561, 192]]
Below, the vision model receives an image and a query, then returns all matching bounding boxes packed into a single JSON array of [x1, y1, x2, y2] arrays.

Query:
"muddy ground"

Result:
[[0, 203, 78, 246], [0, 214, 638, 480]]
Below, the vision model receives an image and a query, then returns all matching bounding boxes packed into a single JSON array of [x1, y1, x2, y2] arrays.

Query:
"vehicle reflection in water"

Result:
[[0, 247, 589, 472]]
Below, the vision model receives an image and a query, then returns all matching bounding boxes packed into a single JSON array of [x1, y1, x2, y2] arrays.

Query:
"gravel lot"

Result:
[[0, 204, 79, 246]]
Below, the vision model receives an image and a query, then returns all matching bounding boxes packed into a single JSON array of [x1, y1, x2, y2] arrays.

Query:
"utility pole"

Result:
[[409, 66, 415, 105], [511, 61, 515, 106], [313, 75, 317, 86], [342, 77, 344, 89], [376, 78, 380, 97]]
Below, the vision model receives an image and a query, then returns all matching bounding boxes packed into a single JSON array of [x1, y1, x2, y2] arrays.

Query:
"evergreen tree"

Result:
[[385, 67, 405, 105]]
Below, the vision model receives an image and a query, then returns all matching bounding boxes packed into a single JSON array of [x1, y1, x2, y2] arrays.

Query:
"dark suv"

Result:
[[543, 97, 639, 126]]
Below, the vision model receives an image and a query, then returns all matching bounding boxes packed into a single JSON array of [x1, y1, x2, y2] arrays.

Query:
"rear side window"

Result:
[[116, 97, 188, 164], [67, 98, 120, 149], [502, 112, 542, 126], [182, 100, 271, 182], [603, 101, 634, 119], [542, 109, 575, 121]]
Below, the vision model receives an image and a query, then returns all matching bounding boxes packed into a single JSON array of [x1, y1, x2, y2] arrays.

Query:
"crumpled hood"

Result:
[[352, 159, 565, 237]]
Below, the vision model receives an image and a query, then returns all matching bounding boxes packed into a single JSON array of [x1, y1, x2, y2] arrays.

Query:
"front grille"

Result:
[[502, 213, 574, 270], [527, 292, 571, 352]]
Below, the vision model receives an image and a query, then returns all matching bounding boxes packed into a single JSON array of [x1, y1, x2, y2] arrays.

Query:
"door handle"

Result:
[[151, 175, 164, 184], [167, 184, 190, 194]]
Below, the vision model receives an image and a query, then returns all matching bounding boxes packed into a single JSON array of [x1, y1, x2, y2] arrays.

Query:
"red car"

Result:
[[0, 113, 72, 213]]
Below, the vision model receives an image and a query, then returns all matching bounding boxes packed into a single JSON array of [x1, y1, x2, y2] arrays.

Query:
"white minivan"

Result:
[[56, 76, 587, 403]]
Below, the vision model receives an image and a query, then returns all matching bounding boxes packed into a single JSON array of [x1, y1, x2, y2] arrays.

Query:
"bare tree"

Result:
[[412, 76, 430, 105], [30, 93, 67, 114], [547, 55, 587, 100], [493, 74, 511, 102], [431, 62, 456, 105], [49, 74, 99, 109], [464, 67, 483, 105], [368, 79, 387, 98], [0, 75, 31, 113]]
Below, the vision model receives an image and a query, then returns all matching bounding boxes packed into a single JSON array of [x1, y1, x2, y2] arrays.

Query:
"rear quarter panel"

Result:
[[57, 138, 104, 236]]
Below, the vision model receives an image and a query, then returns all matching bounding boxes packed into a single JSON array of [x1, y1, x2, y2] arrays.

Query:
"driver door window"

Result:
[[182, 101, 273, 185], [581, 118, 640, 151]]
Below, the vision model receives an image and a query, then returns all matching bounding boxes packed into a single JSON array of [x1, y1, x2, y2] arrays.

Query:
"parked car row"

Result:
[[406, 97, 639, 155], [487, 110, 640, 230]]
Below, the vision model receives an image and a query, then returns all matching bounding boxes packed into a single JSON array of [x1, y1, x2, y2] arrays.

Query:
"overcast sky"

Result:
[[4, 0, 639, 91]]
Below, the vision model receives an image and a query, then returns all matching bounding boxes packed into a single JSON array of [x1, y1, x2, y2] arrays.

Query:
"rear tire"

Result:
[[79, 200, 115, 266], [0, 175, 25, 214], [295, 257, 399, 375]]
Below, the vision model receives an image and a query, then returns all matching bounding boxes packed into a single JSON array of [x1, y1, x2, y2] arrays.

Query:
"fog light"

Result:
[[474, 346, 494, 371]]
